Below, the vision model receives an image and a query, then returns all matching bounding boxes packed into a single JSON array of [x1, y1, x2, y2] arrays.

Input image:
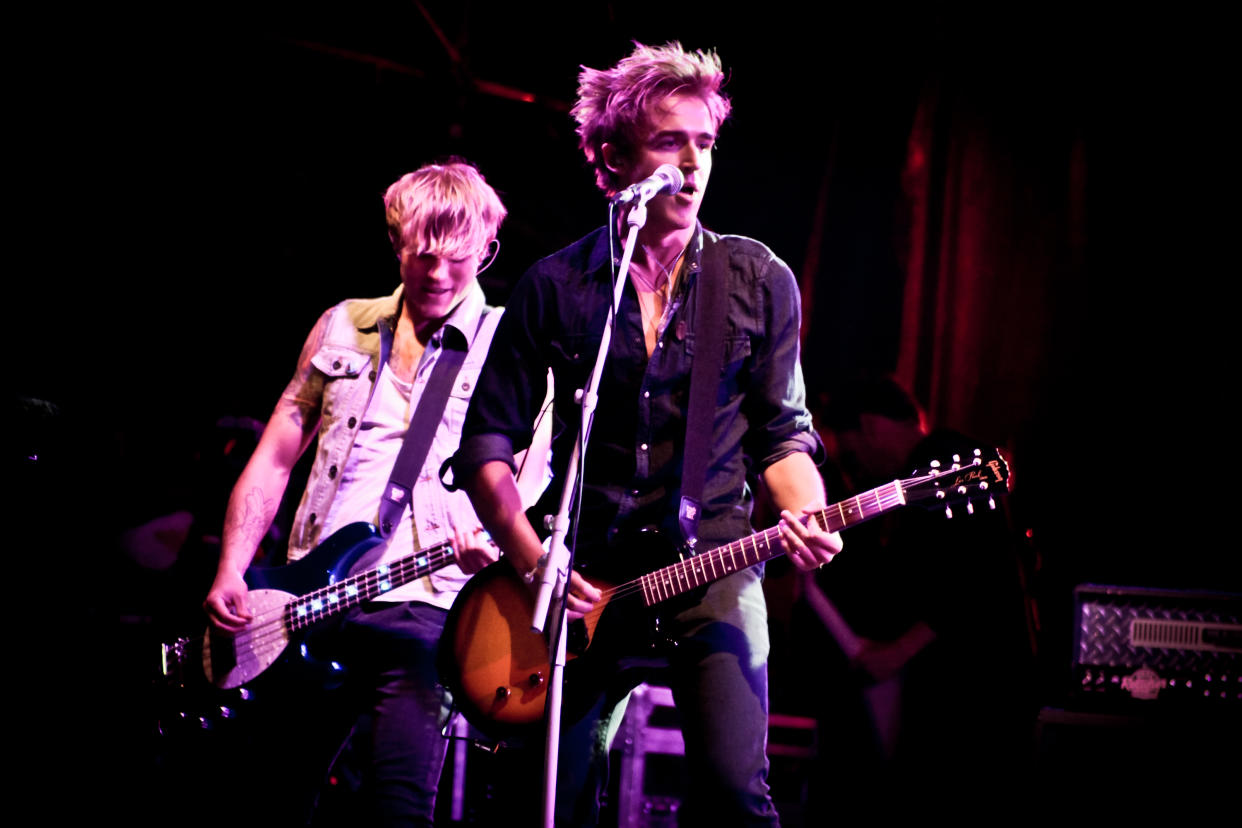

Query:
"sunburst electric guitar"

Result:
[[439, 448, 1010, 738]]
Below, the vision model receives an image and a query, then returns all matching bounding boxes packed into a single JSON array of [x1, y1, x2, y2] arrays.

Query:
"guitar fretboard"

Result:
[[636, 480, 907, 606], [284, 541, 455, 631]]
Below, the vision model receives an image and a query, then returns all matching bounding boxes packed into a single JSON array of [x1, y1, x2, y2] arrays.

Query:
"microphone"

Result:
[[612, 164, 685, 205]]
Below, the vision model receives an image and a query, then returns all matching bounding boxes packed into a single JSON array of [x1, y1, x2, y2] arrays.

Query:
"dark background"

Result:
[[9, 2, 1235, 818]]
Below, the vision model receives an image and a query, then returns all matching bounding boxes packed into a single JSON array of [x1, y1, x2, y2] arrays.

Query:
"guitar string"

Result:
[[571, 484, 914, 624], [221, 465, 972, 672], [226, 549, 453, 658], [224, 546, 456, 665], [218, 542, 455, 671]]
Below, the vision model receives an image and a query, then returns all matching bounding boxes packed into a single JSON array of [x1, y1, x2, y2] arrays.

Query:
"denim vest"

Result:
[[286, 284, 499, 605]]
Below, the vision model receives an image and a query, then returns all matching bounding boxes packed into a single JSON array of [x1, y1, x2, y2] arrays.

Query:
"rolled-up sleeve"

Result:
[[453, 266, 551, 483], [742, 252, 825, 472]]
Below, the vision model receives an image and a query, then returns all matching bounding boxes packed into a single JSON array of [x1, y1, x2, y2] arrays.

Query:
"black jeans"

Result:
[[203, 601, 452, 828]]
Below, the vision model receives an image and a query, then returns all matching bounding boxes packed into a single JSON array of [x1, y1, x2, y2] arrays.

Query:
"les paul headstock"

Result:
[[899, 447, 1010, 518]]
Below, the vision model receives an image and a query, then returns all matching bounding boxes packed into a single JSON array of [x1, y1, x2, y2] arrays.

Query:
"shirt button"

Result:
[[640, 443, 648, 452], [461, 381, 471, 391], [631, 489, 640, 496], [369, 370, 377, 381], [309, 513, 317, 524], [347, 417, 357, 428], [328, 465, 338, 479], [332, 360, 342, 370], [643, 391, 650, 399]]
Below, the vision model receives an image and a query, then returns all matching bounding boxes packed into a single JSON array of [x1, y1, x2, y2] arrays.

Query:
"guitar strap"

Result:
[[678, 236, 730, 552], [377, 308, 498, 537]]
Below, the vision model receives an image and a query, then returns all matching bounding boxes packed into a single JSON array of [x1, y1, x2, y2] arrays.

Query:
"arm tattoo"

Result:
[[224, 486, 278, 549]]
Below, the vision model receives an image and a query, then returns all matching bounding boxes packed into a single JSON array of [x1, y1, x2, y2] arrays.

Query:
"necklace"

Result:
[[637, 242, 687, 295], [634, 244, 685, 356]]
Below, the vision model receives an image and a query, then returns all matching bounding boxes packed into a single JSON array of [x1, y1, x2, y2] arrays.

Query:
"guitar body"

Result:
[[244, 521, 386, 594], [201, 522, 386, 689], [440, 562, 560, 737], [440, 533, 700, 741]]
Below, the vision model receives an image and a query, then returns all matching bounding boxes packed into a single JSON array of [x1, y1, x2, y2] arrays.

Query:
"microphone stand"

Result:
[[534, 195, 652, 827]]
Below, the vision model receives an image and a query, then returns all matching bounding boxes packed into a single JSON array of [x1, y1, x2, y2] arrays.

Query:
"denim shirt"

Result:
[[455, 222, 821, 566], [285, 282, 499, 606]]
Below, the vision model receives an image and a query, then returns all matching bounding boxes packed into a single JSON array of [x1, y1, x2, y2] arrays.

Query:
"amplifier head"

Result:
[[1072, 583, 1241, 708]]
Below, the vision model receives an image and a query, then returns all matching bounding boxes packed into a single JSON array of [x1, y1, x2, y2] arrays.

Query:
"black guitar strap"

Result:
[[678, 237, 730, 551], [377, 309, 494, 537]]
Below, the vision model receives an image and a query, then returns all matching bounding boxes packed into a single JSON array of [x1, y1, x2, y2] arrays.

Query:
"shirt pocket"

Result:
[[444, 362, 483, 435], [310, 345, 372, 420], [685, 333, 752, 372], [554, 333, 602, 395], [310, 346, 371, 379]]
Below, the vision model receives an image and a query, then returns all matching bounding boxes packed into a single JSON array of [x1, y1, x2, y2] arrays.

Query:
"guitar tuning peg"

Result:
[[945, 505, 954, 519], [952, 454, 961, 463], [966, 501, 975, 515], [973, 448, 982, 457], [988, 496, 997, 510], [930, 460, 941, 469]]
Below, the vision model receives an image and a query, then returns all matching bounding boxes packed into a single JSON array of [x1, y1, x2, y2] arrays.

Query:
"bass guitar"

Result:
[[161, 521, 456, 691], [439, 448, 1009, 738]]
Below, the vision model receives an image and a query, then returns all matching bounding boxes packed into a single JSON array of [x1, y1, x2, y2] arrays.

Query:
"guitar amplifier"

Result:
[[1071, 583, 1241, 710]]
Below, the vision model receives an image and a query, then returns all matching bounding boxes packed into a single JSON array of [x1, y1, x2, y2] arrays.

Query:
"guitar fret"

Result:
[[557, 456, 1003, 667]]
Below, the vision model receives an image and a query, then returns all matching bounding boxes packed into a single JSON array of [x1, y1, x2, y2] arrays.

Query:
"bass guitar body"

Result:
[[202, 522, 386, 689]]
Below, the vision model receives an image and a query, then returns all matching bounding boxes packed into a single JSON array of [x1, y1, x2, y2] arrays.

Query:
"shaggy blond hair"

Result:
[[572, 41, 731, 195], [383, 159, 507, 259]]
